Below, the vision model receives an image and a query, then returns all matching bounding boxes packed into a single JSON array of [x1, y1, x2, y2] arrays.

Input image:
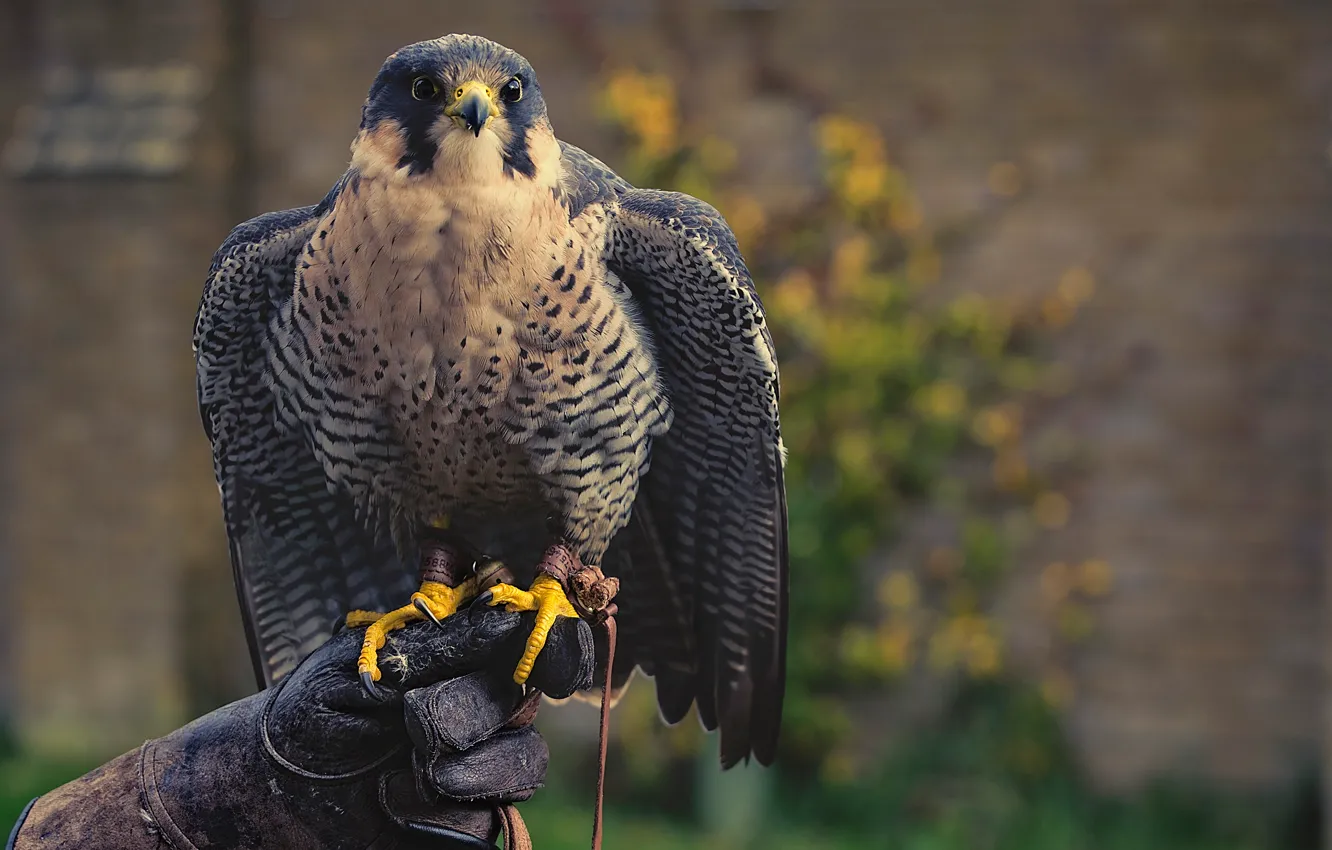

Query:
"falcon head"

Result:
[[355, 35, 556, 183]]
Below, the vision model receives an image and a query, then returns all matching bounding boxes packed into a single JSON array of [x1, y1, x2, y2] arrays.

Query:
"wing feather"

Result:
[[607, 188, 788, 767], [195, 188, 410, 687]]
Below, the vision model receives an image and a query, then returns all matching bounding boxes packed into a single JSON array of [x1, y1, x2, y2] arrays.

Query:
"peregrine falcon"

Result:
[[195, 34, 787, 766]]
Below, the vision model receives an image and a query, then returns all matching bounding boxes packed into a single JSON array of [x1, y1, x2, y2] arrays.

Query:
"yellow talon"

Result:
[[487, 574, 578, 684], [412, 577, 476, 624], [355, 603, 419, 682], [350, 578, 474, 682], [345, 609, 385, 628]]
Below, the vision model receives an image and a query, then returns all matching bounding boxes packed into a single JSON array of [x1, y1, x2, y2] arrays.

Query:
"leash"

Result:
[[532, 546, 621, 850], [499, 611, 615, 850], [592, 615, 616, 849], [494, 605, 613, 850], [497, 803, 534, 850]]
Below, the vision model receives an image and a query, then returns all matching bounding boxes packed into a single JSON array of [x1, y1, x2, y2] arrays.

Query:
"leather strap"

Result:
[[494, 616, 613, 850], [534, 544, 620, 850], [591, 616, 616, 850], [497, 804, 533, 850]]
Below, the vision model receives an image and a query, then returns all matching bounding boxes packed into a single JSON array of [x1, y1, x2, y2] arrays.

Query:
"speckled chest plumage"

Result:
[[266, 167, 671, 565]]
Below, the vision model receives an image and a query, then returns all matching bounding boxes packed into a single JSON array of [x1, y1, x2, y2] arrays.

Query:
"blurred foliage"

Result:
[[529, 681, 1282, 850], [0, 755, 95, 837], [599, 68, 1103, 774], [572, 67, 1308, 849], [768, 680, 1281, 850]]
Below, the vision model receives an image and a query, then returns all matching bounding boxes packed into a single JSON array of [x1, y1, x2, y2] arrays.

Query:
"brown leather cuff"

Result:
[[10, 696, 389, 850], [11, 747, 162, 850], [533, 545, 619, 626], [10, 691, 531, 850]]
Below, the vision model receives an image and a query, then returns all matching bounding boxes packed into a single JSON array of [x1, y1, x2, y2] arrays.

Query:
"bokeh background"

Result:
[[2, 0, 1331, 847]]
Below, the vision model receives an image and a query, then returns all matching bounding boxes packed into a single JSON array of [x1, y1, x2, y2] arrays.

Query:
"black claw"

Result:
[[361, 671, 388, 701], [413, 597, 444, 627], [468, 590, 494, 621]]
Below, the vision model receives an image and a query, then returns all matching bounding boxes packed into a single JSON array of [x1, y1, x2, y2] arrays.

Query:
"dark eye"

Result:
[[410, 76, 439, 101], [500, 77, 523, 103]]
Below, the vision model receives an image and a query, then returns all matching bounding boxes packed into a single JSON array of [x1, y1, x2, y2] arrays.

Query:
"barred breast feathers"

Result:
[[264, 114, 670, 547]]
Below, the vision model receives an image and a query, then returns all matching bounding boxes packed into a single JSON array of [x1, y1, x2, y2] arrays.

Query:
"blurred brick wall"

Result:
[[876, 0, 1331, 794], [0, 0, 30, 738], [0, 0, 250, 757], [2, 0, 1330, 800]]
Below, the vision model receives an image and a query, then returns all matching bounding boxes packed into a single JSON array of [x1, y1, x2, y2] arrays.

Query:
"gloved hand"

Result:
[[9, 608, 594, 850]]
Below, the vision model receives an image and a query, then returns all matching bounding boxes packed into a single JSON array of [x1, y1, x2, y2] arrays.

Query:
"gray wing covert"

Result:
[[608, 189, 788, 768], [194, 189, 411, 688], [558, 141, 629, 215]]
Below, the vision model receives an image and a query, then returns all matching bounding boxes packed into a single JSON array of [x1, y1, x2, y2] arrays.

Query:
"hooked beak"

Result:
[[447, 81, 495, 137]]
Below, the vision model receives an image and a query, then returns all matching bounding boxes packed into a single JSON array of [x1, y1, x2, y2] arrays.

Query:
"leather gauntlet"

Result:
[[8, 609, 593, 849]]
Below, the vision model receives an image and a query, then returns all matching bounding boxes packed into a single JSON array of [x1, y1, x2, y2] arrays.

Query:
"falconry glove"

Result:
[[8, 609, 593, 850]]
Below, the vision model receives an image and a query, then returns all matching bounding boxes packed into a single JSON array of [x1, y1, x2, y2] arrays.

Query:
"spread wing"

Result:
[[194, 182, 412, 687], [606, 184, 788, 768]]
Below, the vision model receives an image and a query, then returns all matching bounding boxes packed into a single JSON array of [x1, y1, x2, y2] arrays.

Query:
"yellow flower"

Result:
[[912, 380, 967, 422], [1040, 294, 1077, 328], [698, 135, 737, 175], [720, 192, 767, 252], [769, 269, 818, 323], [992, 448, 1029, 491], [1077, 559, 1114, 597], [633, 95, 678, 157], [833, 429, 875, 475], [850, 130, 887, 168], [840, 161, 887, 207], [906, 241, 941, 285], [928, 629, 959, 671], [877, 571, 919, 612], [817, 114, 875, 158], [839, 624, 876, 670], [876, 622, 914, 673], [965, 630, 1002, 677], [1057, 603, 1094, 641], [947, 293, 989, 328], [1040, 561, 1071, 605], [602, 69, 645, 118], [971, 403, 1022, 446], [601, 69, 680, 157], [1033, 491, 1070, 529], [830, 234, 872, 287], [821, 750, 857, 784], [889, 197, 923, 234], [816, 115, 850, 153], [946, 584, 979, 615], [1058, 266, 1096, 305], [1040, 669, 1075, 709]]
